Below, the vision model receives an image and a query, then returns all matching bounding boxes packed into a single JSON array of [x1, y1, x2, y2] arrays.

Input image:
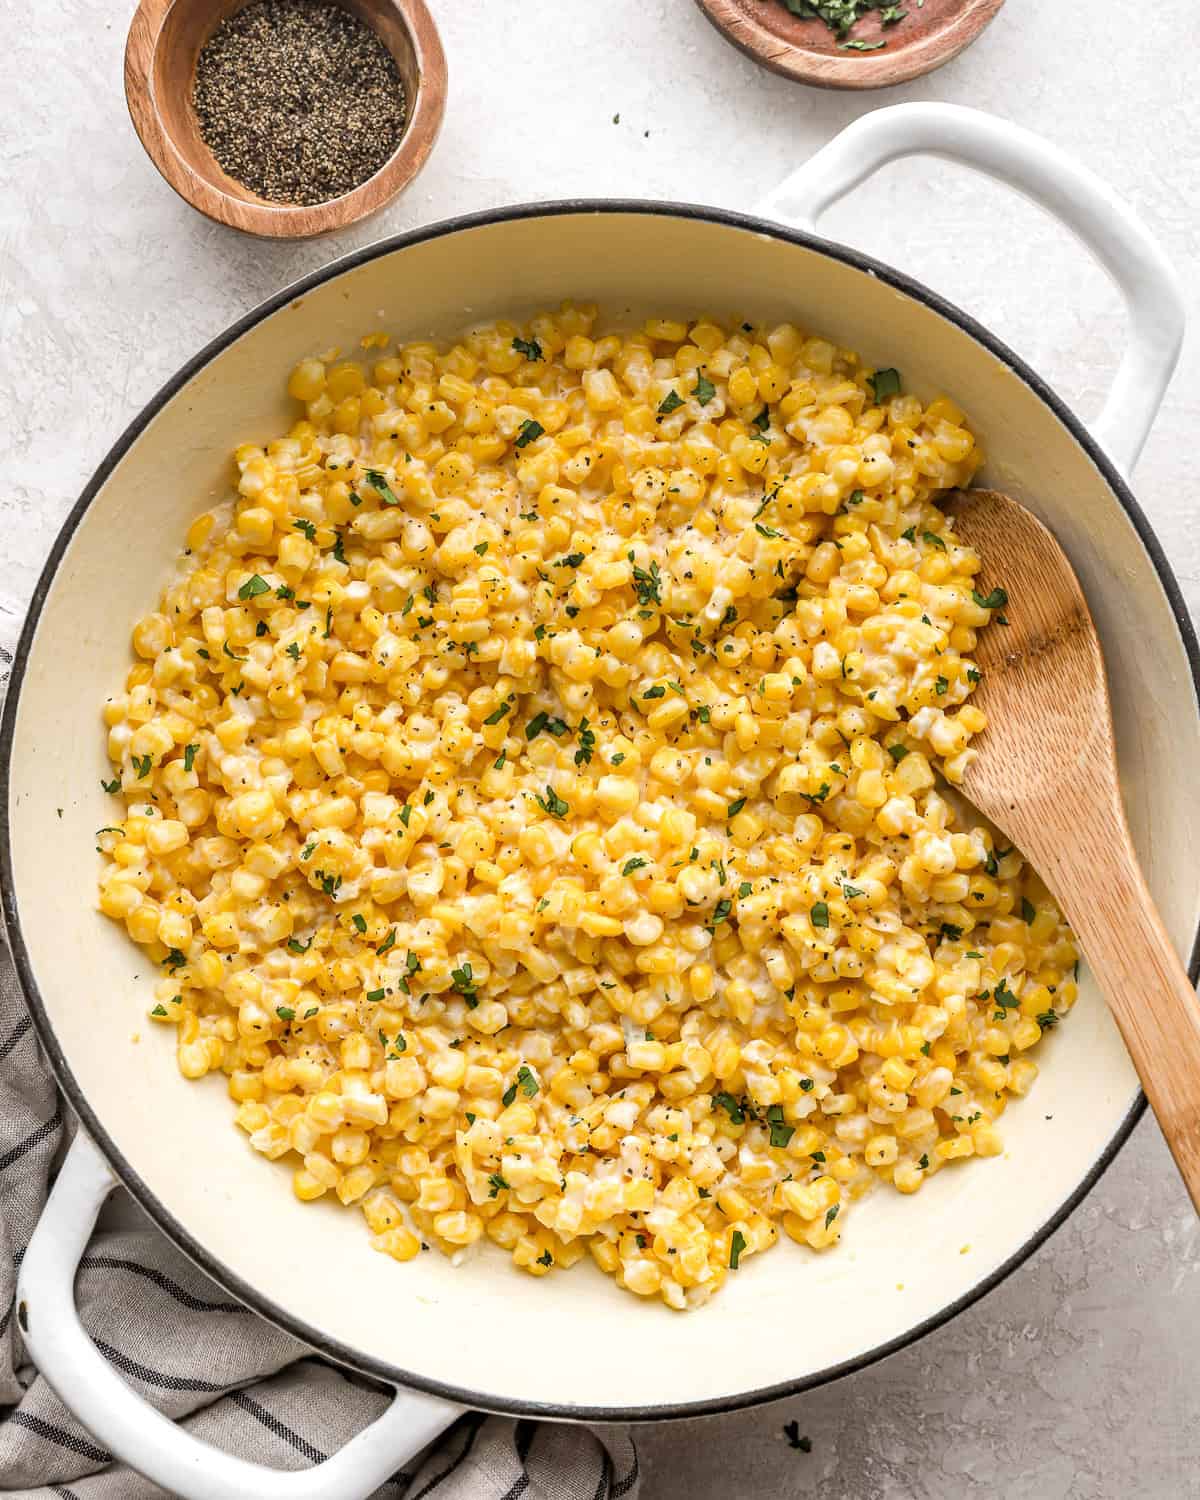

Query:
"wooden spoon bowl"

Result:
[[693, 0, 1005, 90], [124, 0, 447, 239], [950, 488, 1200, 1211]]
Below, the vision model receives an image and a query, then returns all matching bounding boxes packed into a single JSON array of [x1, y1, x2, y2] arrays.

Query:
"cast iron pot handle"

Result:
[[17, 1132, 465, 1499], [756, 102, 1185, 480]]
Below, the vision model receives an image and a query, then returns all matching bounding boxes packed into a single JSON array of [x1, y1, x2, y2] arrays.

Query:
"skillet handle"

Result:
[[756, 102, 1185, 479], [17, 1132, 464, 1500]]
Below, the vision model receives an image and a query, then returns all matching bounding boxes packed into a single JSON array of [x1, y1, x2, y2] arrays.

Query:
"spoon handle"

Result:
[[1040, 807, 1200, 1213]]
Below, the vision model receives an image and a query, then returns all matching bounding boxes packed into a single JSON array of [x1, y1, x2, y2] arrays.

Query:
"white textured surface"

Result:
[[3, 1, 1199, 1495]]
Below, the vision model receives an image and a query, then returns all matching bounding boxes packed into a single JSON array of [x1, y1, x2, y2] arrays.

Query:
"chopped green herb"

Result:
[[710, 897, 733, 927], [867, 367, 901, 402], [488, 1173, 510, 1198], [727, 797, 747, 818], [693, 373, 716, 405], [755, 523, 782, 539], [293, 518, 317, 540], [825, 1203, 840, 1230], [574, 718, 596, 767], [811, 901, 830, 929], [1037, 1009, 1059, 1030], [783, 1421, 812, 1453], [657, 389, 683, 416], [632, 559, 663, 606], [517, 1064, 538, 1097], [512, 336, 543, 362], [364, 469, 400, 506], [714, 1092, 745, 1124], [622, 857, 648, 876], [132, 754, 153, 780], [366, 988, 385, 1002], [534, 785, 569, 819], [484, 700, 511, 726], [923, 531, 946, 551], [276, 1006, 295, 1022], [972, 586, 1009, 611], [729, 1229, 747, 1269], [238, 573, 269, 600], [473, 541, 489, 556], [887, 743, 909, 764], [515, 418, 545, 449], [1021, 897, 1036, 924]]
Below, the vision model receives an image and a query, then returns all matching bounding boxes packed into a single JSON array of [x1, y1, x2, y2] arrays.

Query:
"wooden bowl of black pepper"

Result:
[[125, 0, 446, 238]]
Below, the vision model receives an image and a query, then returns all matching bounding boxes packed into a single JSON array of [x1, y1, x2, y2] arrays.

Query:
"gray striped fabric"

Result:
[[0, 960, 640, 1498]]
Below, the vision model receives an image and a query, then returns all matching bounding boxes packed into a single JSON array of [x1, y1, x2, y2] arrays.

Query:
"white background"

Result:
[[3, 2, 1199, 1495]]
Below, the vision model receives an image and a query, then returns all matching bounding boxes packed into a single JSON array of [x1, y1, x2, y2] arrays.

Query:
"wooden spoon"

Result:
[[948, 487, 1200, 1211]]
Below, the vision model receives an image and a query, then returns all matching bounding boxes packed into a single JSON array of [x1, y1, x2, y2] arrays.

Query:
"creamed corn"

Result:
[[97, 306, 1077, 1310]]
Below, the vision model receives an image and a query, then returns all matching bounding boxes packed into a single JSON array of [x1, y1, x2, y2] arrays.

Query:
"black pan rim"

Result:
[[1, 196, 1192, 1427]]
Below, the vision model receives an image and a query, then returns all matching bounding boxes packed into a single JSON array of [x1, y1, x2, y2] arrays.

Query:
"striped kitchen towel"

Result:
[[0, 957, 640, 1498]]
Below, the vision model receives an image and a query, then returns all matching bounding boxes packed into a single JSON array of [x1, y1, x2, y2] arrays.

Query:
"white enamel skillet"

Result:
[[3, 105, 1194, 1497]]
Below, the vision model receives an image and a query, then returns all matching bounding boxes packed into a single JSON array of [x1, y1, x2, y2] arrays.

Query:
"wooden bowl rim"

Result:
[[124, 0, 447, 239], [692, 0, 1005, 90]]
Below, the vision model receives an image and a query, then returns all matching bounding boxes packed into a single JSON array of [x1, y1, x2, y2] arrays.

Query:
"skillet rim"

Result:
[[2, 197, 1195, 1424]]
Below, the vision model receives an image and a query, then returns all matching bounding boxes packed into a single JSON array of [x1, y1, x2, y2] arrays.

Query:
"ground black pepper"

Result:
[[194, 0, 408, 207]]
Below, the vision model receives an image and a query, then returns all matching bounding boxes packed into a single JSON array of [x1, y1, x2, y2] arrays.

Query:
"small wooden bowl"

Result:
[[694, 0, 1005, 90], [125, 0, 447, 238]]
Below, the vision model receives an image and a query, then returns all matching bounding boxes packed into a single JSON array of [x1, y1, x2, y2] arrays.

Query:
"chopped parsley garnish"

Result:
[[811, 901, 830, 929], [286, 642, 301, 660], [693, 373, 716, 405], [451, 962, 478, 1007], [517, 1064, 538, 1097], [824, 1203, 840, 1231], [366, 988, 385, 1003], [286, 936, 312, 954], [935, 675, 948, 695], [182, 744, 199, 773], [101, 777, 121, 794], [867, 367, 901, 403], [276, 1006, 295, 1022], [554, 552, 585, 569], [132, 754, 153, 780], [710, 897, 733, 927], [767, 1104, 794, 1149], [535, 785, 569, 819], [238, 574, 269, 599], [922, 531, 946, 551], [657, 389, 683, 416], [364, 469, 400, 506], [574, 718, 595, 766], [537, 1249, 553, 1267], [632, 558, 663, 606], [1021, 897, 1036, 924], [150, 1004, 168, 1018], [972, 586, 1009, 611], [984, 845, 1012, 877], [887, 743, 909, 763], [352, 914, 367, 933], [622, 857, 648, 876], [714, 1092, 745, 1124], [727, 797, 747, 818], [484, 700, 511, 726], [729, 1229, 747, 1270], [514, 418, 545, 449], [376, 928, 396, 956], [487, 1174, 509, 1198], [293, 518, 317, 540], [1037, 1009, 1059, 1030], [512, 336, 543, 361], [473, 541, 489, 556]]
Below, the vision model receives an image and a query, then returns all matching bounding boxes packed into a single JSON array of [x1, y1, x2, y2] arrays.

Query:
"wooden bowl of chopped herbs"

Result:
[[693, 0, 1005, 89], [125, 0, 447, 238]]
